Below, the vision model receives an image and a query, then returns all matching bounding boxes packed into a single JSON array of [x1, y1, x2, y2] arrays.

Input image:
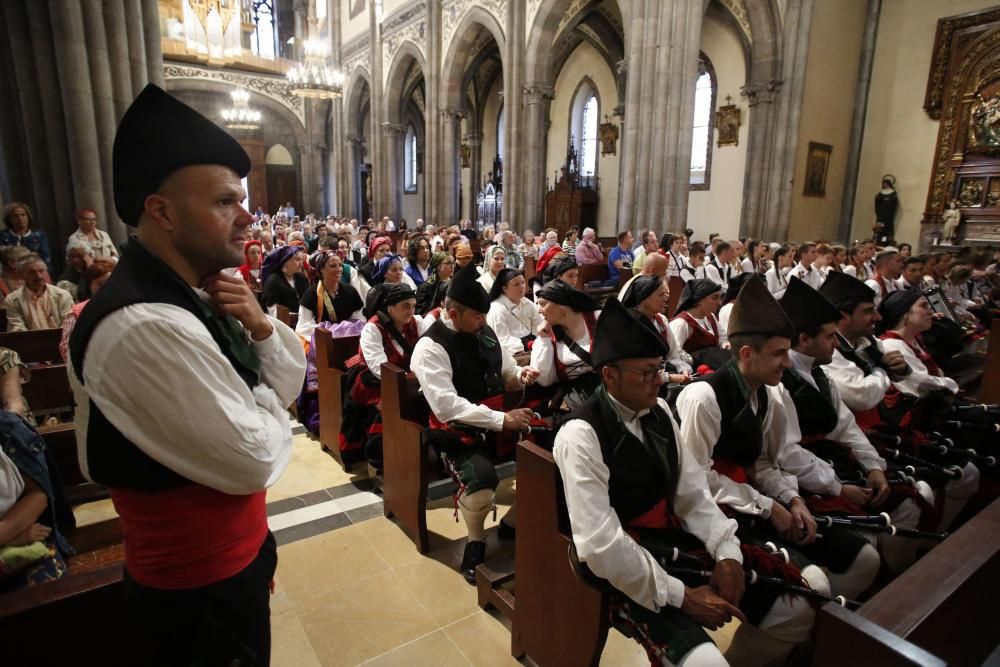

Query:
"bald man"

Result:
[[618, 252, 668, 301]]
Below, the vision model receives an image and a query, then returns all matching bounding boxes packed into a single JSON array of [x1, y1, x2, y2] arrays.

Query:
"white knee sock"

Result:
[[501, 501, 516, 527], [671, 641, 728, 667], [459, 489, 493, 542], [822, 543, 879, 598], [939, 462, 980, 531]]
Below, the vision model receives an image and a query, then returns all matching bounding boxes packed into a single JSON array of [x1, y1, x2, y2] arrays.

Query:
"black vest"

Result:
[[780, 368, 839, 438], [423, 319, 504, 403], [69, 241, 261, 491], [568, 389, 679, 525], [835, 333, 883, 377], [701, 361, 768, 467]]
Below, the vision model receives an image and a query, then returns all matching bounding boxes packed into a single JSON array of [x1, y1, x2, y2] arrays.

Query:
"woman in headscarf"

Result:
[[237, 239, 263, 291], [261, 245, 308, 316], [359, 235, 392, 282], [668, 278, 728, 369], [295, 251, 365, 339], [530, 280, 601, 411], [364, 254, 414, 317], [532, 254, 578, 298], [342, 283, 431, 471], [477, 245, 506, 292], [877, 290, 959, 397], [487, 268, 543, 355], [415, 251, 455, 317], [534, 244, 564, 277], [620, 275, 692, 384]]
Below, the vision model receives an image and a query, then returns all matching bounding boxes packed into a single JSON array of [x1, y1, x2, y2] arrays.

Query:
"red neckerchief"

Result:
[[880, 331, 943, 377]]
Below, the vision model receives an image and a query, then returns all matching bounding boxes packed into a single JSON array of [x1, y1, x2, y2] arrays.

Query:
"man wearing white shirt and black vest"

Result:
[[68, 85, 306, 665], [704, 241, 735, 287], [788, 242, 823, 290], [864, 247, 903, 307], [555, 298, 819, 666]]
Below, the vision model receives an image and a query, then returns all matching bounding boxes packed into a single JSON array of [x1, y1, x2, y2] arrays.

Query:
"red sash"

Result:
[[548, 311, 597, 380], [347, 317, 419, 406], [625, 498, 683, 533], [711, 456, 749, 484], [111, 484, 267, 589], [880, 331, 943, 377]]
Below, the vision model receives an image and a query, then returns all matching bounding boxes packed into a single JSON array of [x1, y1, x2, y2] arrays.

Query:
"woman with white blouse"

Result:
[[486, 268, 543, 355], [765, 243, 794, 298], [877, 290, 959, 397], [477, 245, 507, 293]]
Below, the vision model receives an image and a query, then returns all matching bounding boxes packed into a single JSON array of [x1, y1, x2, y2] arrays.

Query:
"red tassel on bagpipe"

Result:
[[740, 544, 807, 589], [804, 494, 866, 517]]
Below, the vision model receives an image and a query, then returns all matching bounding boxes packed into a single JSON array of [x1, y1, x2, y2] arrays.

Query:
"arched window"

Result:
[[249, 0, 276, 60], [497, 105, 505, 161], [570, 78, 600, 183], [690, 54, 717, 189], [404, 123, 417, 193]]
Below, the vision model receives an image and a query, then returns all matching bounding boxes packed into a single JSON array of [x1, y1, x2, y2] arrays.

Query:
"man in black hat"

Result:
[[554, 299, 818, 665], [68, 85, 306, 664], [411, 261, 540, 582]]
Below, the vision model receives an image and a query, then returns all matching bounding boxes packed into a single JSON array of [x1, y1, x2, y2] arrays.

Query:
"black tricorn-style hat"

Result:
[[727, 275, 795, 340], [113, 84, 251, 226], [447, 260, 491, 313], [676, 278, 723, 314], [819, 271, 878, 312], [591, 297, 668, 368], [780, 277, 844, 335]]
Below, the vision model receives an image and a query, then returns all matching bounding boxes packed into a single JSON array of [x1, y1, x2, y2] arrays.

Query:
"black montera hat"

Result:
[[591, 297, 668, 368]]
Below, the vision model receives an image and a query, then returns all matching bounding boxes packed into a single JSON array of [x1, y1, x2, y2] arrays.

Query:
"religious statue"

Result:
[[873, 174, 898, 244], [942, 200, 962, 244], [598, 116, 619, 155], [958, 179, 984, 207], [460, 142, 471, 169], [970, 93, 1000, 148]]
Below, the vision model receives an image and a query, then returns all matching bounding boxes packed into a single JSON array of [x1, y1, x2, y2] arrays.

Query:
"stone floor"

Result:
[[75, 428, 737, 665]]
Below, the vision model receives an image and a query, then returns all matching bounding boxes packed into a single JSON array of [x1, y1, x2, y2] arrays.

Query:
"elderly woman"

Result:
[[58, 259, 116, 362], [621, 275, 692, 384], [56, 237, 95, 302], [416, 251, 455, 317], [295, 251, 365, 339], [530, 280, 601, 410], [261, 245, 308, 316], [487, 268, 543, 355], [0, 203, 52, 271], [477, 245, 507, 293], [237, 239, 263, 291], [669, 278, 728, 369], [343, 283, 430, 470], [67, 208, 118, 259]]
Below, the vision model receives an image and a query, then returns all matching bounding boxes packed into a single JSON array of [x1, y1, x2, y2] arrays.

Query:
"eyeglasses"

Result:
[[612, 363, 666, 384]]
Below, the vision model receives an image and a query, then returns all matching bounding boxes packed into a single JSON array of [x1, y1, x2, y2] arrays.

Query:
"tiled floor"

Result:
[[74, 429, 737, 665]]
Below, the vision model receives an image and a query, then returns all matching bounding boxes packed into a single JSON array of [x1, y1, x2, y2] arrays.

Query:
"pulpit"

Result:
[[545, 143, 598, 239]]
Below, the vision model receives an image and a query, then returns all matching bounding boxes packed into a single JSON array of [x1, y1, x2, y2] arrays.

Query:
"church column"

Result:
[[613, 58, 627, 232], [328, 0, 345, 215], [739, 0, 814, 241], [503, 0, 525, 227], [440, 107, 465, 224], [465, 130, 483, 222], [293, 0, 308, 59], [382, 122, 406, 220], [424, 0, 442, 224], [367, 0, 388, 218], [520, 83, 554, 231], [345, 133, 367, 218]]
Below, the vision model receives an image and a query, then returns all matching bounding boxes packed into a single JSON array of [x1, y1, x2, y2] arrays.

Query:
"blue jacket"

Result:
[[0, 229, 53, 271], [0, 411, 75, 556]]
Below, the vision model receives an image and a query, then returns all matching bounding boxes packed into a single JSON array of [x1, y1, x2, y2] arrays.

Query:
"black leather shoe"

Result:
[[497, 520, 516, 542], [461, 540, 487, 584]]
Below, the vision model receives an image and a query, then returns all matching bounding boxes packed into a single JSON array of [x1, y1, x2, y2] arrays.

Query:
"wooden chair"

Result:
[[509, 441, 612, 665], [0, 328, 63, 363], [314, 329, 361, 471], [814, 497, 1000, 666], [379, 363, 433, 552]]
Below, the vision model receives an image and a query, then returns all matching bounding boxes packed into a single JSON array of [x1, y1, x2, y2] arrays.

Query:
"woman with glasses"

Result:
[[621, 275, 692, 385]]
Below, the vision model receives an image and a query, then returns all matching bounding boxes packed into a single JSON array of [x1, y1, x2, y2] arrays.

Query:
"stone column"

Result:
[[503, 0, 525, 227], [465, 130, 483, 222], [424, 0, 443, 224], [838, 0, 881, 243], [345, 133, 367, 217], [440, 107, 465, 224], [520, 83, 554, 231], [383, 122, 406, 219], [293, 0, 309, 59], [367, 0, 387, 218], [739, 0, 814, 241], [613, 58, 627, 232], [0, 0, 162, 252], [327, 0, 345, 215]]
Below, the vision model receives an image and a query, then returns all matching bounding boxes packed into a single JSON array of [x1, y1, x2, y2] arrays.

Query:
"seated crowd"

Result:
[[2, 188, 1000, 667]]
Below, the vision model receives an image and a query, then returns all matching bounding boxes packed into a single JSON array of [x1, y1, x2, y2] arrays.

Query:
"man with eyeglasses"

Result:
[[554, 297, 820, 665], [68, 207, 119, 259]]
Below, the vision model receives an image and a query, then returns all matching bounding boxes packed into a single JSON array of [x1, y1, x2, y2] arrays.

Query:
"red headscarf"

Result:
[[535, 244, 564, 274], [369, 236, 392, 257], [238, 240, 263, 285]]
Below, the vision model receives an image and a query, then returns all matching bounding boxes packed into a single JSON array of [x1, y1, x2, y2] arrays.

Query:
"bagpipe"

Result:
[[811, 512, 947, 542], [640, 541, 861, 609], [864, 424, 995, 477]]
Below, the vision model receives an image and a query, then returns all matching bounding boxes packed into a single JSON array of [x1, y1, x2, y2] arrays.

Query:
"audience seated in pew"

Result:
[[669, 278, 729, 370], [261, 245, 308, 318], [4, 253, 73, 332], [58, 259, 115, 362]]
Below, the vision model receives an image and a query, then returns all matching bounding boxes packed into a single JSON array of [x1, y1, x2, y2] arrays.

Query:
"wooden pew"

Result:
[[275, 304, 298, 330], [980, 319, 1000, 403], [667, 276, 685, 317], [0, 328, 63, 363], [814, 497, 1000, 667], [379, 363, 433, 552], [575, 262, 609, 289], [24, 364, 73, 423], [523, 255, 536, 283], [314, 329, 361, 470], [507, 440, 612, 665]]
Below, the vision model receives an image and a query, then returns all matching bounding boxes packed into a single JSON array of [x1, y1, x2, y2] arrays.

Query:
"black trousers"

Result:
[[122, 532, 277, 667]]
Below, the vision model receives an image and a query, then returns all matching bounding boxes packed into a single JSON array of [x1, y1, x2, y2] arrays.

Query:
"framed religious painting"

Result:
[[803, 142, 832, 197]]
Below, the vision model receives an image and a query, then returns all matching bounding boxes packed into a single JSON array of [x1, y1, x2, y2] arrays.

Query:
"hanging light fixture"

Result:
[[221, 88, 262, 130], [287, 39, 345, 99]]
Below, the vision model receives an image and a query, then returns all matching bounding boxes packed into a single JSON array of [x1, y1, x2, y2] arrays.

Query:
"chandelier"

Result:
[[221, 88, 262, 130], [287, 40, 345, 99]]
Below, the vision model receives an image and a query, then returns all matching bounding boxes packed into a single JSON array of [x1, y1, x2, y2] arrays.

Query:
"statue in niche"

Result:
[[873, 174, 898, 244], [970, 93, 1000, 147], [958, 179, 984, 207], [460, 142, 471, 169], [942, 200, 962, 244], [598, 116, 619, 155]]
